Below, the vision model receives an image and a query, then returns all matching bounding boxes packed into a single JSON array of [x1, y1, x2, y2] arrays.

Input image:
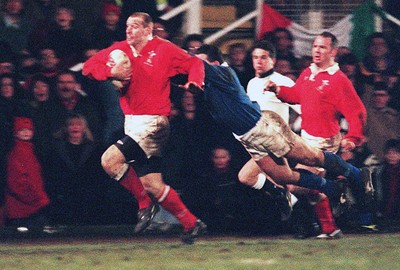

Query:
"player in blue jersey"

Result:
[[184, 44, 372, 203]]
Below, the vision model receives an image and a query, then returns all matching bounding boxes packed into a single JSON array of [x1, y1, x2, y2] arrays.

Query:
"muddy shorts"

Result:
[[300, 129, 341, 154], [124, 115, 170, 158], [235, 110, 299, 160]]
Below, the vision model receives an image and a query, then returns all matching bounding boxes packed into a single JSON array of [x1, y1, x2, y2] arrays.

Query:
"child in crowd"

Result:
[[5, 117, 50, 228]]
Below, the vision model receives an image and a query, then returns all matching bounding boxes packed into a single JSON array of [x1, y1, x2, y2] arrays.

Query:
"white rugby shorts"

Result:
[[124, 115, 170, 158]]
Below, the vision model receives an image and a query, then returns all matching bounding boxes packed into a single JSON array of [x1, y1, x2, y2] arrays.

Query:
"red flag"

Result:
[[258, 3, 292, 39]]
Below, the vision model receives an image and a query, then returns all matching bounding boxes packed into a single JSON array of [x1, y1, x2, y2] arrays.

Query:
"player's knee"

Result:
[[305, 150, 324, 167], [115, 136, 147, 163], [101, 149, 114, 173], [237, 169, 250, 185]]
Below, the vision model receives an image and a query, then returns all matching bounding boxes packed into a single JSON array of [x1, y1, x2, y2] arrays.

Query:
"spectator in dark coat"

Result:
[[44, 113, 137, 225], [45, 6, 89, 70]]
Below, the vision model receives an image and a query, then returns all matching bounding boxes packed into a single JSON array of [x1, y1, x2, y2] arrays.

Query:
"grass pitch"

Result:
[[1, 233, 400, 270]]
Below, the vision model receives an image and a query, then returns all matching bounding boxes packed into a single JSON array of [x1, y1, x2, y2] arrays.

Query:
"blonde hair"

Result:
[[53, 113, 94, 142]]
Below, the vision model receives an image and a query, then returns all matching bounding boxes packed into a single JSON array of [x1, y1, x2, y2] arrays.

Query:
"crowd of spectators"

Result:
[[1, 0, 400, 237]]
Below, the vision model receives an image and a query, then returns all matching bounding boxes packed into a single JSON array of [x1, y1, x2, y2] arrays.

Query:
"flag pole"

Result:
[[383, 10, 400, 27], [255, 0, 264, 40], [374, 0, 383, 31]]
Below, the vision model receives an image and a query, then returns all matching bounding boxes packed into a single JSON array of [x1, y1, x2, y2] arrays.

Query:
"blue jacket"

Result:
[[203, 62, 261, 136]]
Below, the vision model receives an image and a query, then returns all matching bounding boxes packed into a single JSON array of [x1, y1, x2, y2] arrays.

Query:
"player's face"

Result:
[[312, 36, 337, 69], [126, 16, 152, 47], [252, 48, 275, 77]]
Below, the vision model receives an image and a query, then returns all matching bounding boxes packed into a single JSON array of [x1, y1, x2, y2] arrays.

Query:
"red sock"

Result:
[[157, 185, 197, 232], [119, 167, 152, 210], [314, 196, 337, 234]]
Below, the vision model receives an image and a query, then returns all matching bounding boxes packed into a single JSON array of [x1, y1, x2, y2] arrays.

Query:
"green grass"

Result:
[[1, 234, 400, 269]]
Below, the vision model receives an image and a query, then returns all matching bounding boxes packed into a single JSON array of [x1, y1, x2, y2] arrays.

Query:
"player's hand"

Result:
[[179, 81, 204, 94], [111, 60, 132, 81], [340, 139, 356, 152], [264, 81, 279, 94]]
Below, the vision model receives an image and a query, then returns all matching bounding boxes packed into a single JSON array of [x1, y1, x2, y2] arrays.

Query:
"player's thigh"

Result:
[[286, 136, 324, 167]]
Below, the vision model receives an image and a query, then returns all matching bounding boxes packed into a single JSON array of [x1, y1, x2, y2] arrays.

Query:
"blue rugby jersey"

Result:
[[202, 62, 261, 136]]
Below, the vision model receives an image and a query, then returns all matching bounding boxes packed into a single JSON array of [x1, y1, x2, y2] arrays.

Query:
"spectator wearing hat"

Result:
[[88, 1, 125, 50], [365, 81, 400, 162], [5, 116, 50, 228]]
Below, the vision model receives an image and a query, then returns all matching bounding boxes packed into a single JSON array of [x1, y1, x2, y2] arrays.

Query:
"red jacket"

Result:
[[83, 37, 205, 116], [6, 140, 50, 219], [278, 64, 366, 146]]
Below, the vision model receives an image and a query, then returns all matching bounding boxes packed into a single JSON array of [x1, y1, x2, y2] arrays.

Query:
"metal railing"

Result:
[[160, 0, 203, 35], [160, 0, 399, 45]]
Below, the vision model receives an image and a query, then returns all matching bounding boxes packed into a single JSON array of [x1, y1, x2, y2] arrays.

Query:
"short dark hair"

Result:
[[181, 34, 204, 50], [252, 40, 276, 59], [366, 32, 387, 48], [57, 70, 78, 81], [197, 44, 224, 64], [228, 42, 246, 54], [338, 53, 358, 66], [319, 31, 338, 48], [153, 17, 170, 32], [373, 81, 388, 91], [384, 139, 400, 153], [272, 27, 293, 42]]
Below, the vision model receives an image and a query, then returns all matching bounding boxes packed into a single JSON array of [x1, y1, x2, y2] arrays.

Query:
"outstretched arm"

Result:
[[179, 81, 204, 94]]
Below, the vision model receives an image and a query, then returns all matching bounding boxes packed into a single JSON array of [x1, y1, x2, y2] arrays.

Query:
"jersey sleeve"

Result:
[[277, 72, 305, 104], [167, 43, 205, 86], [82, 42, 127, 80], [337, 76, 367, 146]]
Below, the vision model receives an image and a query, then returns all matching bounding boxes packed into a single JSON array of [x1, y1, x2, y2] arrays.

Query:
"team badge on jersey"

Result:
[[144, 50, 156, 66]]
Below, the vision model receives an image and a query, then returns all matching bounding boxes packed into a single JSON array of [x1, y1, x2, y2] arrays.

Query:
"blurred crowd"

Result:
[[1, 0, 400, 237]]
